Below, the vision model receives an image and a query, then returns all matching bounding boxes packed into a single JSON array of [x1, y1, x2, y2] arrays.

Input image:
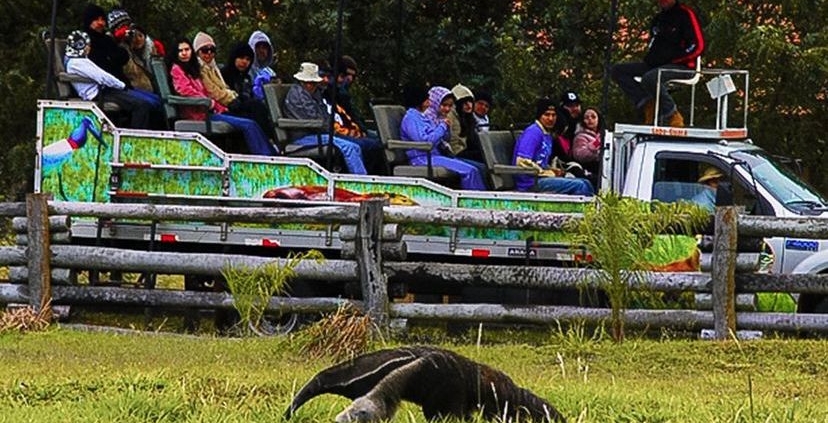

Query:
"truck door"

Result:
[[651, 153, 770, 216]]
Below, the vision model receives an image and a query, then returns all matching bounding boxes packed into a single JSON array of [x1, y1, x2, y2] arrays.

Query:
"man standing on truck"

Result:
[[611, 0, 704, 127]]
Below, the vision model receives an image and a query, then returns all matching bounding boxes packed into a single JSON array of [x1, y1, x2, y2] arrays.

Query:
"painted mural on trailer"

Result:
[[37, 102, 699, 269]]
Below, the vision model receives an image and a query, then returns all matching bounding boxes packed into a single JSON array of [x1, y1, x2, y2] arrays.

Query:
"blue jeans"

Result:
[[536, 177, 594, 196], [410, 155, 487, 191], [212, 114, 277, 156], [129, 88, 162, 109], [293, 134, 367, 174]]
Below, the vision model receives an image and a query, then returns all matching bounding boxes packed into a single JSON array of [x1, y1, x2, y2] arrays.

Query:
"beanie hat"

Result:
[[451, 84, 474, 102], [474, 89, 493, 107], [403, 85, 430, 109], [337, 55, 358, 75], [535, 97, 557, 119], [316, 59, 333, 77], [227, 41, 254, 61], [82, 4, 106, 30], [193, 31, 216, 53], [107, 8, 132, 30], [65, 30, 91, 58], [560, 90, 581, 106]]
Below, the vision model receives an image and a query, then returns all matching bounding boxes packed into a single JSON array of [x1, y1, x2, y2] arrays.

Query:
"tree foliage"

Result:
[[2, 0, 827, 200]]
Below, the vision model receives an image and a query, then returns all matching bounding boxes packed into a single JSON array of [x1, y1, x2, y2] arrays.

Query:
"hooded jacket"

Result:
[[424, 86, 452, 124], [195, 33, 238, 107], [247, 30, 277, 79], [221, 42, 256, 102]]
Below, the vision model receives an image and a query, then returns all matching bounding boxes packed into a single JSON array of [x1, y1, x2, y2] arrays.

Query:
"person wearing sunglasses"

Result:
[[194, 32, 275, 147], [168, 37, 277, 156]]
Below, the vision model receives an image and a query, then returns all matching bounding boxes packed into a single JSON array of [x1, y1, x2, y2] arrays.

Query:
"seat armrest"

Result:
[[276, 118, 325, 130], [492, 164, 538, 175], [166, 95, 212, 107], [388, 139, 432, 151], [57, 72, 95, 83]]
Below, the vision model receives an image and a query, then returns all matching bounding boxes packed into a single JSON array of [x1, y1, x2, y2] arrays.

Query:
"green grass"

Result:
[[0, 327, 826, 422]]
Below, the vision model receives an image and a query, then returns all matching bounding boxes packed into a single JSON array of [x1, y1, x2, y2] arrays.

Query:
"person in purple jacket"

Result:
[[512, 98, 594, 196], [399, 85, 487, 191]]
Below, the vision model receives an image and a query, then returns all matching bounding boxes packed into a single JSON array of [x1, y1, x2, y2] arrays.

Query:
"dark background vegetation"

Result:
[[2, 0, 826, 202]]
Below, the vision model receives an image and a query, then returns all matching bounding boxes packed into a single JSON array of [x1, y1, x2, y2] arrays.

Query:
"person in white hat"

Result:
[[283, 62, 368, 174]]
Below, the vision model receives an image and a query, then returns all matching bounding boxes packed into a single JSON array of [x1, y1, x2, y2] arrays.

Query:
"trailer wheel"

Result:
[[797, 294, 828, 314], [249, 312, 301, 336]]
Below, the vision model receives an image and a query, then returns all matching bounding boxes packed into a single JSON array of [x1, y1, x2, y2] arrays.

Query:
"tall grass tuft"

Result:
[[0, 304, 51, 333], [221, 250, 324, 336], [299, 302, 374, 361]]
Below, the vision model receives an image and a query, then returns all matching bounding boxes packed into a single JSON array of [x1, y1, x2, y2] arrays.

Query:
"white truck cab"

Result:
[[599, 68, 828, 312], [604, 121, 828, 313]]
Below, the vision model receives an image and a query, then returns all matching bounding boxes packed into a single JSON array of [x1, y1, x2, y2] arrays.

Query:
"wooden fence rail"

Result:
[[2, 194, 828, 337]]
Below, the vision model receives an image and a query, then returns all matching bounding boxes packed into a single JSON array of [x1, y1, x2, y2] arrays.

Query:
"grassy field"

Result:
[[0, 325, 826, 423]]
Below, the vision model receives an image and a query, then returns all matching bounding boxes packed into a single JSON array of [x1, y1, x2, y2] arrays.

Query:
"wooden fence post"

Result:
[[25, 194, 52, 320], [355, 198, 389, 334], [711, 206, 738, 339]]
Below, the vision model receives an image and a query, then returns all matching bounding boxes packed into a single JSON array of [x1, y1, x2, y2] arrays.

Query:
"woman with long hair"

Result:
[[166, 37, 277, 156]]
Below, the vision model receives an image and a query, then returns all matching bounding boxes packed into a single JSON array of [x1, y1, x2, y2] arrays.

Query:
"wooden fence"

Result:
[[2, 194, 828, 338]]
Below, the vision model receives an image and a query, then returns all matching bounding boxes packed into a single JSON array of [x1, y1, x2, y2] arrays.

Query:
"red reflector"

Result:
[[471, 249, 490, 258], [159, 234, 177, 243], [574, 253, 594, 263], [262, 239, 280, 248], [122, 163, 152, 168], [114, 191, 148, 197]]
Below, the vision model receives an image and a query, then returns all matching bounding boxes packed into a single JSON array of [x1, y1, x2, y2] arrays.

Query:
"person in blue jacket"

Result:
[[512, 98, 594, 196], [399, 85, 487, 191]]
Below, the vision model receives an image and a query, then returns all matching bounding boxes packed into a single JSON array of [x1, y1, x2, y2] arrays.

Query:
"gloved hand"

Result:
[[252, 73, 272, 100], [112, 25, 129, 43], [152, 39, 166, 57]]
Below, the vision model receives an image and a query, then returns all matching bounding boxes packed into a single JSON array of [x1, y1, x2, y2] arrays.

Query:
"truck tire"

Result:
[[797, 294, 828, 314]]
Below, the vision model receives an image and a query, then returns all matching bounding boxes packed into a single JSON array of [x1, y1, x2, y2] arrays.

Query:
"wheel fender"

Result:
[[790, 249, 828, 274], [790, 250, 828, 313]]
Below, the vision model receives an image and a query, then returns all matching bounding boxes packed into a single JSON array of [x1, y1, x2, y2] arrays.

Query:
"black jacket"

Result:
[[85, 29, 131, 86], [644, 1, 704, 68]]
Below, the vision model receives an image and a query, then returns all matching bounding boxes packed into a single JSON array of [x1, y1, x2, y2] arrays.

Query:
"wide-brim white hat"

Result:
[[294, 62, 323, 82]]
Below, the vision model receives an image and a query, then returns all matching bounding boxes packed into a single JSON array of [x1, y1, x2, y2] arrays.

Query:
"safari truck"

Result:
[[33, 68, 828, 312]]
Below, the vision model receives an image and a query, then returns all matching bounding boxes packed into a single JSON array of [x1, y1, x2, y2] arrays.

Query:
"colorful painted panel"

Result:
[[119, 136, 223, 167], [40, 108, 112, 203], [228, 161, 328, 198], [118, 169, 224, 196], [335, 180, 452, 207], [456, 197, 585, 242]]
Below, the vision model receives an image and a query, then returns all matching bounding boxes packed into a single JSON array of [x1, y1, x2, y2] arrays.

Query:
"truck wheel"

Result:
[[797, 294, 828, 313], [249, 312, 301, 336]]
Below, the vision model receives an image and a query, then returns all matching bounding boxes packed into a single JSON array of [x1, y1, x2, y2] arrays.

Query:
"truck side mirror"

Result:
[[716, 181, 733, 207]]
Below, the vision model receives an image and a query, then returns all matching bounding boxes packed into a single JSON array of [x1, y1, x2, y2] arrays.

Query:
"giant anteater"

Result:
[[284, 345, 565, 422]]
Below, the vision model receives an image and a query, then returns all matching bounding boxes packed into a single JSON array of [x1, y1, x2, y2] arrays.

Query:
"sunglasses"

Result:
[[199, 47, 216, 54]]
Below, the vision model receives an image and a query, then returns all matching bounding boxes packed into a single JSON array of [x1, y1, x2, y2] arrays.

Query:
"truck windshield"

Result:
[[731, 150, 828, 213]]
